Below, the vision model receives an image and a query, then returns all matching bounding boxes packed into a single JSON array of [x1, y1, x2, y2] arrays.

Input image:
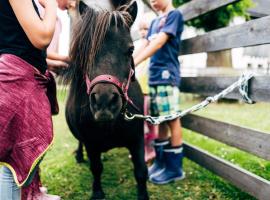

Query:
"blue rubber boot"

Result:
[[148, 139, 170, 178], [149, 145, 185, 184]]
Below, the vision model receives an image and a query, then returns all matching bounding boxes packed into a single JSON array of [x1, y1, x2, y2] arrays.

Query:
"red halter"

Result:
[[85, 68, 140, 112]]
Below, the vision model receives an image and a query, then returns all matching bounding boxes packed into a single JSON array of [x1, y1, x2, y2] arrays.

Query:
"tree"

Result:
[[173, 0, 253, 32]]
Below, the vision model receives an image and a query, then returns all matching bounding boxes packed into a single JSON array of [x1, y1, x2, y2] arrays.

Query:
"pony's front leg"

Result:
[[129, 143, 149, 200], [86, 149, 105, 200]]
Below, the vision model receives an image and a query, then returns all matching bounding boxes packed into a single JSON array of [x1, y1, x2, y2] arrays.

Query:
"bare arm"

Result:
[[133, 38, 149, 58], [46, 51, 70, 74], [47, 51, 70, 62], [46, 58, 69, 74], [9, 0, 57, 50], [133, 32, 169, 66]]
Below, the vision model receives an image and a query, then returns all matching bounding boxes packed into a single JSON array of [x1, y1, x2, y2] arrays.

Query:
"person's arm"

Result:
[[133, 32, 169, 66], [46, 52, 70, 74], [9, 0, 57, 50], [47, 51, 70, 62], [46, 58, 69, 74], [133, 38, 149, 58]]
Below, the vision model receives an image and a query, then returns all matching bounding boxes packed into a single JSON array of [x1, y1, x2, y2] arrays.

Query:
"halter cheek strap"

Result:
[[85, 68, 140, 112]]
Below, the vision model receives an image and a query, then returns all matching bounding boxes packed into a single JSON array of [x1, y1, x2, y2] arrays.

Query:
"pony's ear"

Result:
[[79, 1, 88, 15], [126, 1, 138, 25], [111, 0, 138, 24]]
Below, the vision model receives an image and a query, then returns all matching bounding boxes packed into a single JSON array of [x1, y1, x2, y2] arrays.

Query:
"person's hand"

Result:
[[46, 58, 69, 74], [38, 0, 57, 8], [38, 0, 46, 7], [55, 0, 77, 10], [59, 55, 70, 63]]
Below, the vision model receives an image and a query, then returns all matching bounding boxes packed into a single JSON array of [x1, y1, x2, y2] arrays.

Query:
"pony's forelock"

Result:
[[61, 7, 132, 85]]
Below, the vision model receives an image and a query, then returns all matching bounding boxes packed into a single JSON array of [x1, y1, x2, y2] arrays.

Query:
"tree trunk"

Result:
[[207, 50, 232, 67]]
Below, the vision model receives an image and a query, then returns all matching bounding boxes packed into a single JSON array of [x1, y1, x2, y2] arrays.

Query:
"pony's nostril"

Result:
[[110, 93, 119, 106]]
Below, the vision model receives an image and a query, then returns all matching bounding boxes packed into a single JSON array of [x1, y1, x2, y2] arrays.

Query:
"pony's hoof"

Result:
[[90, 191, 105, 200]]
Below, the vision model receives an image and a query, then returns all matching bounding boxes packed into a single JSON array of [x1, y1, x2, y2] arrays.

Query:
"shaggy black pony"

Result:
[[62, 1, 148, 199]]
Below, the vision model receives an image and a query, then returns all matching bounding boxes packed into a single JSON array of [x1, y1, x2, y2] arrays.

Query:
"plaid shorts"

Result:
[[149, 85, 181, 117]]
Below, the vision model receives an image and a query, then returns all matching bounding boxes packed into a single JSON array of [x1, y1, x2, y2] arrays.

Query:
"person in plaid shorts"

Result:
[[134, 0, 184, 184]]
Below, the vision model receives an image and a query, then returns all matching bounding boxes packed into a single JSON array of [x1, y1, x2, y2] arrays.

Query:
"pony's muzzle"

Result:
[[89, 84, 123, 121], [94, 110, 114, 121]]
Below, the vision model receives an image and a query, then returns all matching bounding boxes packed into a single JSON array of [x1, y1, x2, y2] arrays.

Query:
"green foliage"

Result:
[[173, 0, 254, 31], [38, 92, 270, 199]]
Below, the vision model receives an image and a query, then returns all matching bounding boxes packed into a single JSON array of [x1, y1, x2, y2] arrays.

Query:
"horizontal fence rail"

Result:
[[184, 142, 270, 200], [180, 76, 270, 103], [179, 0, 239, 21], [180, 15, 270, 55], [182, 114, 270, 161]]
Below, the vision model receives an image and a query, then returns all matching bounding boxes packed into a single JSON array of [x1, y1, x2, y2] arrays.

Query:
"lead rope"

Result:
[[124, 73, 254, 125]]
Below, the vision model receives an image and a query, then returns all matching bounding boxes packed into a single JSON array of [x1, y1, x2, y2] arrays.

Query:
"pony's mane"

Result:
[[62, 6, 133, 85]]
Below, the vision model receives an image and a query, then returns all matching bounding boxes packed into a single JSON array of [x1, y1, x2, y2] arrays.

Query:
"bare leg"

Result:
[[167, 118, 182, 146], [158, 122, 169, 141]]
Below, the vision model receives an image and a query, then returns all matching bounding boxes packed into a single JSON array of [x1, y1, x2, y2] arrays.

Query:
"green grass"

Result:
[[39, 93, 270, 200]]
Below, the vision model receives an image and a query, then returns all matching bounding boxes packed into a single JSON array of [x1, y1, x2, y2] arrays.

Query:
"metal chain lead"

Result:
[[239, 74, 254, 104], [124, 73, 254, 125]]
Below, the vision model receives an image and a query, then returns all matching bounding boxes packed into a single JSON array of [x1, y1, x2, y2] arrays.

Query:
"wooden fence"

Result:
[[174, 0, 270, 199]]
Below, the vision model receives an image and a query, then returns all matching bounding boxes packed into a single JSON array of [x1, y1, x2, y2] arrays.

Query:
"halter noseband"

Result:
[[85, 68, 140, 112]]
